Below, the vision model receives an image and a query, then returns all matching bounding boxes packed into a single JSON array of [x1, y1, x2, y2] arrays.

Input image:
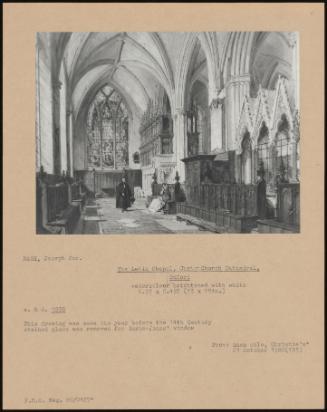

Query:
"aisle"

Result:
[[85, 197, 209, 235]]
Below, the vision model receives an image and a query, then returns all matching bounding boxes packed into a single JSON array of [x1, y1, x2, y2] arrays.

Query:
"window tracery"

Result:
[[275, 114, 291, 181], [87, 85, 129, 170]]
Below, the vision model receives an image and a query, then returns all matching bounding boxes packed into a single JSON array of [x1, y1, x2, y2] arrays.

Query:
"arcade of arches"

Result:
[[36, 32, 300, 234]]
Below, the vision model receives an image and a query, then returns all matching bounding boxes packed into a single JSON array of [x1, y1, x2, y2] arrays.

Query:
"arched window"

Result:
[[241, 131, 252, 184], [87, 85, 129, 170], [257, 122, 269, 179], [275, 114, 291, 181]]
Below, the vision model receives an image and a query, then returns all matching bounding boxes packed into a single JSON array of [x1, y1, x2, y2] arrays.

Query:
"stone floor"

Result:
[[75, 197, 209, 235]]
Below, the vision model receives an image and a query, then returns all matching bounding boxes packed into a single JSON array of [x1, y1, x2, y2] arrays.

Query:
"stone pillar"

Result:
[[209, 97, 224, 152], [252, 148, 258, 184], [225, 84, 233, 151], [173, 108, 187, 182], [289, 32, 299, 110], [197, 108, 204, 154], [225, 75, 250, 150], [66, 109, 74, 177], [36, 46, 41, 171], [52, 80, 62, 175]]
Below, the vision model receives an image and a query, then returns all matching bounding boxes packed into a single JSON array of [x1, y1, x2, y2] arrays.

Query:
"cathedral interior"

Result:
[[36, 32, 300, 234]]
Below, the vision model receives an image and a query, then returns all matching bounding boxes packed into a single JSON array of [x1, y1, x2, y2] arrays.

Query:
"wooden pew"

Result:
[[70, 180, 87, 211], [36, 172, 85, 234], [176, 183, 259, 233]]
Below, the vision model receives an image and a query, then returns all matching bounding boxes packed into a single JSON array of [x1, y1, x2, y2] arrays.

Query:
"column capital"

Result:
[[227, 74, 251, 86], [209, 97, 224, 110], [174, 108, 186, 118]]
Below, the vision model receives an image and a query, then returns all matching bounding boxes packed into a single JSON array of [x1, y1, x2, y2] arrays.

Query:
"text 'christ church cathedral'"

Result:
[[36, 32, 300, 234]]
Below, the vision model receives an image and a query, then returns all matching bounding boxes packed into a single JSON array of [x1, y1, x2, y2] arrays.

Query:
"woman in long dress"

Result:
[[148, 197, 164, 212], [148, 183, 170, 212]]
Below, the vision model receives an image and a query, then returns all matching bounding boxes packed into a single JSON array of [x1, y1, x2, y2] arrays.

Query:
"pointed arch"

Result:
[[175, 32, 219, 111], [148, 32, 175, 91]]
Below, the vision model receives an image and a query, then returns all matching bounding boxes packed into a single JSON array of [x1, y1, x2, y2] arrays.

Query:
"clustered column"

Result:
[[225, 75, 250, 150], [66, 109, 74, 177]]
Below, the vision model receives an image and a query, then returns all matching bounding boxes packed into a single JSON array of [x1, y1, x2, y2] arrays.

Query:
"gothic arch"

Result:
[[221, 32, 255, 85], [271, 76, 294, 140], [76, 77, 136, 126], [175, 32, 218, 111], [236, 125, 254, 155], [249, 32, 293, 95], [240, 129, 253, 184], [252, 86, 274, 144], [236, 97, 254, 153], [148, 32, 175, 91]]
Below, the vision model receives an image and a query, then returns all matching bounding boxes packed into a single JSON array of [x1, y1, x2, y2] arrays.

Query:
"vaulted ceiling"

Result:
[[250, 32, 293, 94], [58, 32, 184, 118], [46, 31, 295, 120]]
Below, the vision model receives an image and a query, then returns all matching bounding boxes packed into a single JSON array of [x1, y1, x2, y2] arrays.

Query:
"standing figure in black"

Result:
[[174, 172, 185, 202], [116, 177, 132, 212]]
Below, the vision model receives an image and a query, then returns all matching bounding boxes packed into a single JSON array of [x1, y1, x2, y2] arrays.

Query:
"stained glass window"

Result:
[[87, 85, 129, 170]]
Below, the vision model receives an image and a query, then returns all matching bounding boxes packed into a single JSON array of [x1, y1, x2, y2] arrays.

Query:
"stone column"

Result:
[[173, 108, 187, 182], [52, 80, 62, 175], [36, 46, 41, 171], [197, 108, 204, 154], [289, 32, 299, 110], [66, 109, 74, 177], [225, 75, 250, 150], [209, 97, 224, 152], [252, 149, 258, 184]]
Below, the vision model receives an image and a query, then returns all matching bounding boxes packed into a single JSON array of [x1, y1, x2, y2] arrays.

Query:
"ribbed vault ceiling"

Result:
[[60, 32, 183, 117], [50, 32, 294, 119]]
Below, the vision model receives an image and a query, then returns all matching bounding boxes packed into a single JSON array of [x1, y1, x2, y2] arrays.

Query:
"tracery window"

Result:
[[275, 114, 291, 181], [87, 85, 129, 170]]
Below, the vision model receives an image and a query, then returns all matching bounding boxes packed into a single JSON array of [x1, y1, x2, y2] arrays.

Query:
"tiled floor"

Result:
[[77, 197, 209, 234]]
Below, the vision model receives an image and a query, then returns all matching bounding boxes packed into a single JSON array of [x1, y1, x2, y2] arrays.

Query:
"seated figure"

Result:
[[148, 183, 170, 212]]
